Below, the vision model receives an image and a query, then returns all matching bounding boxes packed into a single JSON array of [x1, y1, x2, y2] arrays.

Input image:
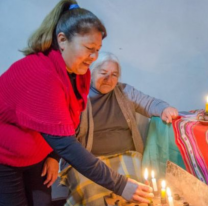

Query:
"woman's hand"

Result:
[[161, 107, 178, 123], [122, 178, 154, 204], [41, 157, 59, 188]]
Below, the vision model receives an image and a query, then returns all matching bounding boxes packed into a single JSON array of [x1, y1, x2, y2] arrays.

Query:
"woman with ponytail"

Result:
[[0, 1, 153, 206]]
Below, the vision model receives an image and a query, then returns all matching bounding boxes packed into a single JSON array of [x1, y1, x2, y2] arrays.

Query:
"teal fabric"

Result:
[[142, 117, 186, 178]]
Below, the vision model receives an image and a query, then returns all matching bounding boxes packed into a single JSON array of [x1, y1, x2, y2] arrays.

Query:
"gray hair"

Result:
[[90, 52, 121, 77]]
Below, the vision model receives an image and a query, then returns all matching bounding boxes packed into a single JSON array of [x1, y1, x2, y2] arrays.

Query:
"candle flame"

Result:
[[161, 180, 166, 188], [151, 170, 155, 178], [144, 168, 148, 180], [167, 187, 171, 197]]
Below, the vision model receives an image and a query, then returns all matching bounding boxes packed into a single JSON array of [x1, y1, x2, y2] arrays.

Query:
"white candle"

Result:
[[167, 187, 174, 206], [144, 168, 149, 185], [151, 171, 158, 192]]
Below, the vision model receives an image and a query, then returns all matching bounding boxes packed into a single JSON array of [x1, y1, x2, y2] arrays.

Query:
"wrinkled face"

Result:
[[92, 61, 119, 94], [58, 30, 102, 75]]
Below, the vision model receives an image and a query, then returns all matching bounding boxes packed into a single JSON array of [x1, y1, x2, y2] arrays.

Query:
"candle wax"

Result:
[[168, 196, 174, 206], [152, 178, 158, 192]]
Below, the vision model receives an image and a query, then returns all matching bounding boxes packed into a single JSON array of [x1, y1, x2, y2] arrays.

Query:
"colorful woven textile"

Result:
[[172, 114, 208, 184], [60, 151, 142, 206]]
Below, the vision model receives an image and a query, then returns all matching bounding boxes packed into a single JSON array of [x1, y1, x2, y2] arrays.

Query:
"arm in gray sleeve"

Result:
[[41, 133, 127, 195], [123, 84, 169, 117]]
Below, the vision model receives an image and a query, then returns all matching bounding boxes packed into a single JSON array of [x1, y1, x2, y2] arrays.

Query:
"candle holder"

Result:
[[148, 199, 154, 206], [198, 112, 208, 125], [153, 190, 159, 197], [160, 197, 167, 204], [173, 193, 180, 200], [114, 199, 121, 206], [204, 112, 208, 121]]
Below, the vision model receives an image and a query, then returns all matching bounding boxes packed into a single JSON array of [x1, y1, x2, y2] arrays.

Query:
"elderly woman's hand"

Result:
[[161, 107, 178, 123], [41, 157, 59, 188], [121, 178, 154, 204]]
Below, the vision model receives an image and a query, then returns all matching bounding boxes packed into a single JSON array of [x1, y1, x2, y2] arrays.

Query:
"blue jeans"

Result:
[[0, 159, 51, 206]]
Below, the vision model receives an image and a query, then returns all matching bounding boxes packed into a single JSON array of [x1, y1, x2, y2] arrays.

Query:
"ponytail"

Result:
[[22, 0, 78, 55]]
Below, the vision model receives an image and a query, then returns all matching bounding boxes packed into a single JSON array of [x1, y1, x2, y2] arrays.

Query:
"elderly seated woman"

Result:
[[59, 52, 178, 206]]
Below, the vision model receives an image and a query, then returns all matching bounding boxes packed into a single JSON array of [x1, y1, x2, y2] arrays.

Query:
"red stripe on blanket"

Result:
[[172, 115, 208, 184]]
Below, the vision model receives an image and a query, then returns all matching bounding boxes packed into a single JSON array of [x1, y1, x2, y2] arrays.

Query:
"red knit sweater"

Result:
[[0, 50, 90, 167]]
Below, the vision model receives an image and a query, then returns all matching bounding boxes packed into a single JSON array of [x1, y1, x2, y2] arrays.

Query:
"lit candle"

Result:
[[144, 168, 153, 205], [144, 168, 149, 185], [151, 171, 158, 192], [161, 180, 166, 199], [206, 96, 208, 113], [167, 187, 174, 206]]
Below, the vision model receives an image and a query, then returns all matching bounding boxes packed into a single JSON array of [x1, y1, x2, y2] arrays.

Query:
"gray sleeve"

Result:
[[122, 84, 169, 117]]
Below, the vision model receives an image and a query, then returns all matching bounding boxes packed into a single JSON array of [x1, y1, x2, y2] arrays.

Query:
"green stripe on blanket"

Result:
[[59, 151, 142, 206]]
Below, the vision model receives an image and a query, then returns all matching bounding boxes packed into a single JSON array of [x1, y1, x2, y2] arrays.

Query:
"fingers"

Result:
[[162, 112, 171, 123], [44, 172, 58, 188], [132, 186, 154, 203], [41, 158, 59, 188], [169, 107, 178, 118], [43, 173, 52, 186], [137, 183, 152, 192], [165, 113, 172, 123], [135, 184, 154, 197], [41, 164, 47, 177], [162, 107, 179, 123], [135, 189, 154, 198], [122, 179, 154, 204]]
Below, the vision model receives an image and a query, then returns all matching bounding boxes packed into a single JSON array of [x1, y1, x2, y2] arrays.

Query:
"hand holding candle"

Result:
[[167, 187, 174, 206]]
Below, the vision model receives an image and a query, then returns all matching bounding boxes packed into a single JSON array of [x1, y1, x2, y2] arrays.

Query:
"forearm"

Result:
[[41, 133, 127, 195], [133, 94, 169, 118], [123, 84, 169, 117], [148, 98, 169, 117]]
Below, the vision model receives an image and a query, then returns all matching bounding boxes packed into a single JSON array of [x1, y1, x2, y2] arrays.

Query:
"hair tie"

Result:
[[69, 4, 80, 10]]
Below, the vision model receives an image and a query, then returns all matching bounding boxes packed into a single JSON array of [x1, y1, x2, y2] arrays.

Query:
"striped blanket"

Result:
[[59, 151, 142, 206], [172, 114, 208, 184]]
